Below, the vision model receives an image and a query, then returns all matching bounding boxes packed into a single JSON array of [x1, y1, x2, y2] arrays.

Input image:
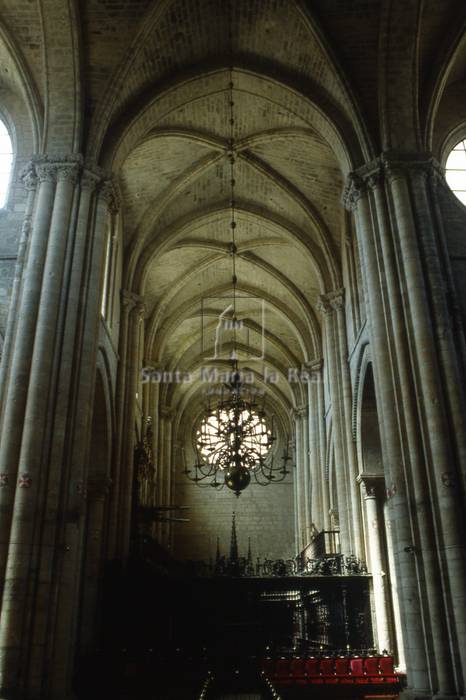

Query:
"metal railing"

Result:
[[198, 671, 215, 699]]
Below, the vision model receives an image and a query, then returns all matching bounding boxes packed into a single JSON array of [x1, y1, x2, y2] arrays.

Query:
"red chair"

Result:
[[335, 657, 352, 683], [275, 658, 292, 685], [350, 657, 366, 684], [290, 658, 307, 685], [320, 657, 338, 683], [380, 656, 398, 683], [335, 657, 350, 675], [365, 656, 384, 682], [305, 657, 321, 682], [379, 656, 395, 675]]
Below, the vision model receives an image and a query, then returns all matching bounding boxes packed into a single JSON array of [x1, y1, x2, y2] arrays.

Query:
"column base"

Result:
[[398, 691, 433, 700], [400, 693, 463, 700]]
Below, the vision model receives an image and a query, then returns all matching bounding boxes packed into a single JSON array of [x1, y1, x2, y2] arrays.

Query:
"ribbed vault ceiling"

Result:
[[106, 2, 358, 427], [2, 0, 465, 429], [117, 65, 343, 424]]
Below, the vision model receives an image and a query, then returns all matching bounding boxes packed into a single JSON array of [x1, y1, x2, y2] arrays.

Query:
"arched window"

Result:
[[0, 119, 13, 208], [445, 139, 466, 205]]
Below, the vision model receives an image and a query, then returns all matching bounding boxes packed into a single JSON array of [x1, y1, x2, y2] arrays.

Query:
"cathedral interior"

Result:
[[0, 1, 465, 698]]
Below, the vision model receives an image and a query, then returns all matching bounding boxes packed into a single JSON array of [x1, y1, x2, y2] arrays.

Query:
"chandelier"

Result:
[[183, 66, 291, 496]]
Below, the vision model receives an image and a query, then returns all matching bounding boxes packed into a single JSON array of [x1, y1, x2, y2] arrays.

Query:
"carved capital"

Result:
[[81, 169, 102, 192], [357, 473, 384, 499], [160, 406, 175, 420], [381, 151, 437, 185], [34, 154, 83, 185], [56, 162, 80, 184], [304, 358, 323, 376], [134, 300, 146, 320], [316, 295, 333, 316], [329, 288, 345, 311], [99, 179, 120, 214], [329, 508, 339, 528], [293, 405, 307, 420], [341, 173, 366, 211], [317, 289, 344, 315], [428, 163, 448, 190], [19, 161, 38, 191], [121, 290, 144, 318], [21, 216, 33, 240], [36, 162, 58, 184], [121, 289, 137, 310]]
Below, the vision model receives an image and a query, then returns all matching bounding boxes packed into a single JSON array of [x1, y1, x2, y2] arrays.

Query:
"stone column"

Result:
[[0, 162, 38, 416], [306, 361, 322, 531], [384, 503, 406, 670], [331, 291, 363, 558], [0, 161, 57, 588], [290, 434, 299, 555], [358, 474, 391, 653], [317, 293, 353, 554], [79, 475, 112, 651], [294, 405, 310, 549], [36, 175, 115, 700], [118, 295, 145, 561], [301, 407, 311, 544], [387, 162, 466, 690], [155, 398, 165, 543], [316, 361, 331, 530], [0, 157, 116, 700], [148, 375, 160, 541], [344, 161, 465, 697], [346, 177, 430, 695], [106, 290, 136, 559], [293, 408, 305, 552], [160, 407, 174, 549], [0, 159, 80, 698]]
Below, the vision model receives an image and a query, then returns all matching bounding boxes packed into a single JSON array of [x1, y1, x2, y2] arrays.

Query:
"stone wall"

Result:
[[173, 470, 295, 563]]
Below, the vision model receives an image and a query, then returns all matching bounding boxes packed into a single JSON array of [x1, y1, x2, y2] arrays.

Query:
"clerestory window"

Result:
[[0, 119, 13, 209], [445, 139, 466, 205]]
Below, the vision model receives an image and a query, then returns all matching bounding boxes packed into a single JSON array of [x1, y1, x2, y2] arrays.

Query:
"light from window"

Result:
[[0, 120, 13, 208], [446, 139, 466, 205], [196, 408, 271, 465], [101, 224, 112, 318]]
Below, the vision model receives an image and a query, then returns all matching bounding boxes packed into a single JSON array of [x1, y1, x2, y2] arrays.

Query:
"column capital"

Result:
[[293, 405, 307, 420], [317, 288, 345, 315], [135, 300, 146, 319], [304, 358, 323, 375], [56, 162, 81, 185], [342, 152, 447, 210], [35, 162, 59, 184], [341, 172, 367, 211], [19, 161, 38, 191], [357, 473, 384, 499], [329, 508, 339, 528], [342, 162, 384, 210], [81, 169, 102, 192], [33, 154, 83, 184], [121, 289, 145, 318], [98, 179, 121, 214], [160, 406, 175, 420], [316, 295, 332, 316]]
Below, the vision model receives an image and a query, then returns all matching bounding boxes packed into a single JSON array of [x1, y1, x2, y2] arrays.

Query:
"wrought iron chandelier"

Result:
[[183, 66, 291, 496]]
